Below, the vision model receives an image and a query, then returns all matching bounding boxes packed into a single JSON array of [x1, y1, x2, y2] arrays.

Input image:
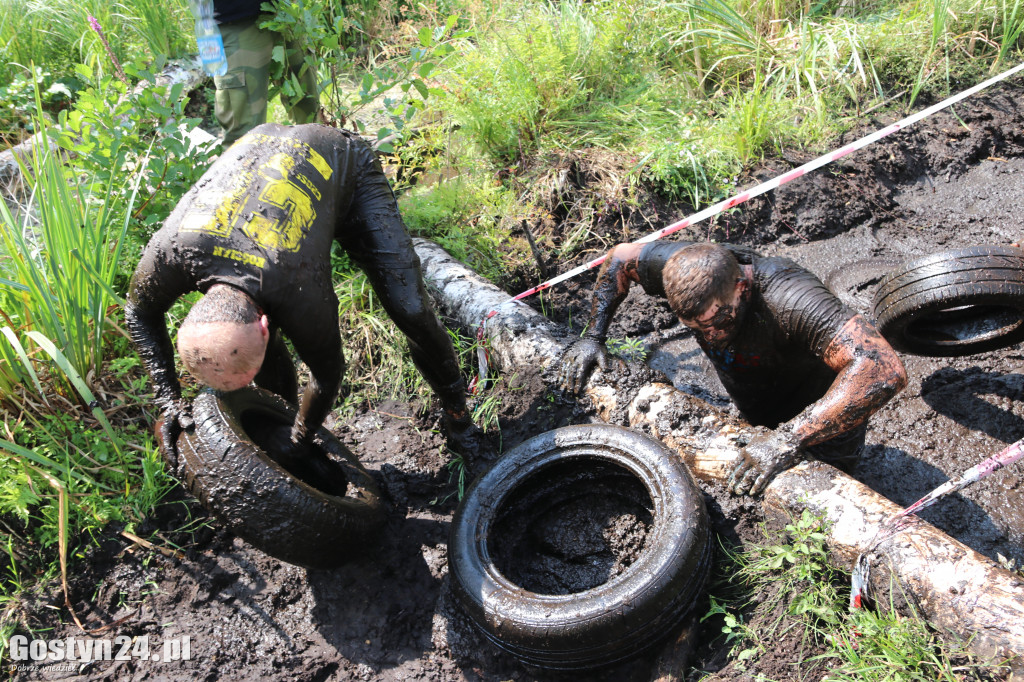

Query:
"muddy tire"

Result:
[[174, 387, 385, 569], [824, 256, 903, 314], [448, 424, 711, 670], [871, 246, 1024, 356]]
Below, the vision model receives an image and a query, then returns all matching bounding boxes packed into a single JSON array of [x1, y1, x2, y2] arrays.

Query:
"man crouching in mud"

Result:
[[559, 240, 907, 495], [125, 122, 486, 465]]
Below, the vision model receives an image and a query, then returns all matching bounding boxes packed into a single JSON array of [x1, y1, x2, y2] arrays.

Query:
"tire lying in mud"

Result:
[[872, 245, 1024, 357], [448, 424, 711, 671], [174, 387, 385, 569]]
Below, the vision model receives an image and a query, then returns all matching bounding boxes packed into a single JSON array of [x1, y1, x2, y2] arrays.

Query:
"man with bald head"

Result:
[[175, 285, 270, 392], [126, 123, 483, 466], [559, 240, 907, 495]]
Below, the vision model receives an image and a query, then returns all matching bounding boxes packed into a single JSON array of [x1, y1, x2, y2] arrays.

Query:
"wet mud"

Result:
[[17, 81, 1024, 681], [491, 459, 653, 595]]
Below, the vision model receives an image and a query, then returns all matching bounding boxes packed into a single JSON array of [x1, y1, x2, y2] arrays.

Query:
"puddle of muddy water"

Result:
[[490, 458, 653, 595], [904, 304, 1023, 346]]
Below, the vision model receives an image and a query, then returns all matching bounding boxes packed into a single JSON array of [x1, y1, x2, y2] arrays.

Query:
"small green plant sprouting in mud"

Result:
[[444, 450, 469, 502], [701, 509, 1003, 680], [606, 337, 649, 364], [702, 596, 762, 664]]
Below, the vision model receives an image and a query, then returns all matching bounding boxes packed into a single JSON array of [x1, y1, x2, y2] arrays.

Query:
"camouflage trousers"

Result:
[[214, 13, 320, 146]]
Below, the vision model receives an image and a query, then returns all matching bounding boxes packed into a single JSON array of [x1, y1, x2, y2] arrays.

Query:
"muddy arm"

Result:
[[290, 341, 343, 446], [123, 299, 181, 408], [559, 243, 646, 393], [790, 314, 907, 447], [583, 243, 645, 340]]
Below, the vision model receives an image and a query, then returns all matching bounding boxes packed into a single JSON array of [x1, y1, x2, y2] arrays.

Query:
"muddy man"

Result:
[[558, 241, 908, 495], [125, 123, 485, 463]]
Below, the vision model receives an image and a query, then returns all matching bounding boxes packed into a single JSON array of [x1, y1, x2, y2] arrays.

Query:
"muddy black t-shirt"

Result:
[[637, 241, 855, 427], [128, 123, 391, 389]]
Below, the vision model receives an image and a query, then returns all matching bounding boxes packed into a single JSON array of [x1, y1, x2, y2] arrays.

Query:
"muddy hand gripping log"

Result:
[[472, 60, 1024, 386]]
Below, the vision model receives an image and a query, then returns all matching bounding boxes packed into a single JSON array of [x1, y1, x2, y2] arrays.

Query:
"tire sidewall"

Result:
[[872, 245, 1024, 356], [177, 387, 384, 568], [449, 424, 710, 669]]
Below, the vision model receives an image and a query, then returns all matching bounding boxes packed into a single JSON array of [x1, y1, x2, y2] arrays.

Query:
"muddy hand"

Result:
[[558, 337, 609, 394], [159, 399, 194, 474], [729, 426, 802, 496]]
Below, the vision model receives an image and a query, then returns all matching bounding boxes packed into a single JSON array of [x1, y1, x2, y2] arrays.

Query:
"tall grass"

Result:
[[0, 115, 173, 613], [333, 264, 428, 411], [0, 0, 192, 83], [0, 129, 138, 388], [432, 0, 1024, 216]]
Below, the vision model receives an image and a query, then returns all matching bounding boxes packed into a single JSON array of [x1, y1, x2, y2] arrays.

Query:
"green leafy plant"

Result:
[[606, 337, 648, 363], [702, 595, 763, 662], [260, 0, 462, 151], [54, 61, 217, 242], [704, 509, 1000, 678], [0, 67, 76, 146]]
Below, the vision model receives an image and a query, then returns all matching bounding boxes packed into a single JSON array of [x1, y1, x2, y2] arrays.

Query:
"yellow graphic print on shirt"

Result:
[[241, 152, 316, 253], [178, 134, 333, 258], [178, 170, 254, 238]]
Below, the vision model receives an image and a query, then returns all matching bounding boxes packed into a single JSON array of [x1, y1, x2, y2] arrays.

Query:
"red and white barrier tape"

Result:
[[484, 60, 1024, 320], [469, 61, 1024, 390], [850, 436, 1024, 610]]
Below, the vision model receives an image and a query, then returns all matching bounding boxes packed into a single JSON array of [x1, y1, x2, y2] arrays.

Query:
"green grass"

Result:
[[700, 510, 1007, 680], [0, 121, 136, 386], [0, 0, 192, 84]]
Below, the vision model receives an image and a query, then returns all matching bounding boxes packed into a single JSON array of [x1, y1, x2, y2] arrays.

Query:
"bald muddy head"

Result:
[[489, 458, 654, 595], [177, 285, 270, 391], [178, 318, 269, 391]]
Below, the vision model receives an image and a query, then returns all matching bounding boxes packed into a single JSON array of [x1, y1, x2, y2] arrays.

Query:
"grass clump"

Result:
[[400, 173, 526, 282], [700, 509, 1007, 680]]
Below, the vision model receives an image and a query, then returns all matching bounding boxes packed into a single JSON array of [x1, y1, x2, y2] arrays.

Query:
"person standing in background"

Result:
[[210, 0, 321, 145]]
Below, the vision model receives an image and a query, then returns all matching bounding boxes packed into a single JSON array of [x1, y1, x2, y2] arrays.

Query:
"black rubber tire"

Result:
[[174, 387, 385, 569], [448, 424, 711, 671], [871, 245, 1024, 357]]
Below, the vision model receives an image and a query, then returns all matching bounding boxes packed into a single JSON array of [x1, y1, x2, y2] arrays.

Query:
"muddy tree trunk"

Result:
[[414, 238, 1024, 670]]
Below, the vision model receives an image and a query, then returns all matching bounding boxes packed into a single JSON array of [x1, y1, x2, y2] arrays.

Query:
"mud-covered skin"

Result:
[[562, 240, 906, 494], [126, 123, 466, 449], [792, 315, 908, 446]]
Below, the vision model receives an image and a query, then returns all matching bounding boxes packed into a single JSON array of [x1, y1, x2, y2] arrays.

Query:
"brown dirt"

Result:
[[14, 81, 1024, 681]]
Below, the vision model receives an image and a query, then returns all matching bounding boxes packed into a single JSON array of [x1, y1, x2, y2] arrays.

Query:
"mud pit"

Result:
[[491, 458, 653, 595], [18, 82, 1024, 681]]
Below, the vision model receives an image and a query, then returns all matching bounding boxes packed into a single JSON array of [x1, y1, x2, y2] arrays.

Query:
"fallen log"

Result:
[[414, 238, 1024, 669]]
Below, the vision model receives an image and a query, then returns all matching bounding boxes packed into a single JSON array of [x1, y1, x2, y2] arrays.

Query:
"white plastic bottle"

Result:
[[189, 0, 228, 77]]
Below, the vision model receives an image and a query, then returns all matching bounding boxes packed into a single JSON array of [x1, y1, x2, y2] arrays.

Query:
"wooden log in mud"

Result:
[[414, 238, 1024, 669]]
